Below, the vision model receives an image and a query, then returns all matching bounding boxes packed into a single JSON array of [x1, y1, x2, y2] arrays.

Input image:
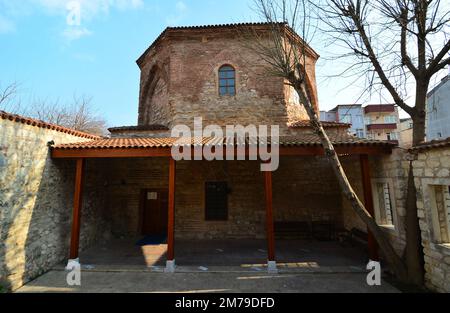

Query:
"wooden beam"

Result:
[[167, 158, 176, 261], [69, 158, 85, 260], [52, 147, 171, 159], [51, 145, 392, 159], [360, 154, 379, 261], [264, 168, 276, 261]]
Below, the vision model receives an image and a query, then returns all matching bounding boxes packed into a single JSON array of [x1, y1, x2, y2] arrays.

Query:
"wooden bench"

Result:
[[349, 228, 368, 245], [274, 221, 312, 240], [274, 221, 337, 241]]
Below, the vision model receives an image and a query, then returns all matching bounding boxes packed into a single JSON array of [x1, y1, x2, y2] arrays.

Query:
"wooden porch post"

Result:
[[360, 154, 379, 261], [69, 158, 85, 260], [264, 168, 276, 272], [166, 157, 176, 272]]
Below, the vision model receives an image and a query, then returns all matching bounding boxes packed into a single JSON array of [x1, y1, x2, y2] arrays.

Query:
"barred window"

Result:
[[431, 185, 450, 244], [218, 65, 236, 96], [375, 183, 394, 226]]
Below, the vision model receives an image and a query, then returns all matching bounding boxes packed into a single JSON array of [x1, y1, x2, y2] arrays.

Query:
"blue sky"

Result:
[[0, 0, 447, 126]]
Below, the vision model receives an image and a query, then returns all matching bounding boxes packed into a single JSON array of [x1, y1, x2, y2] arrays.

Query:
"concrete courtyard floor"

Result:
[[17, 271, 400, 293], [16, 239, 400, 293], [71, 239, 372, 268]]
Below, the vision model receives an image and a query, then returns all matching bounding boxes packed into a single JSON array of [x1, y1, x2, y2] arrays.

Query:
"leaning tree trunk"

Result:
[[293, 80, 408, 280], [404, 82, 428, 285]]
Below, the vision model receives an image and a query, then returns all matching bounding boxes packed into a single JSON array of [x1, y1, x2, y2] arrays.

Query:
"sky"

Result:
[[0, 0, 449, 127]]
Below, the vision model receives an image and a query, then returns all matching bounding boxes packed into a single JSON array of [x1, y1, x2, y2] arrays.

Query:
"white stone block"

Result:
[[65, 258, 80, 271], [165, 260, 176, 273], [267, 261, 278, 274]]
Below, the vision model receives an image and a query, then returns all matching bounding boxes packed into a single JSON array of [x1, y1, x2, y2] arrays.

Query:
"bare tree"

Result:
[[28, 95, 108, 136], [241, 0, 408, 280], [1, 83, 108, 136], [0, 82, 23, 114], [316, 0, 450, 286]]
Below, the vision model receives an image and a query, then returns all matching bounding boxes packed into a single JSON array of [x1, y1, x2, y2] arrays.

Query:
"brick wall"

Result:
[[104, 156, 348, 240], [137, 27, 318, 134]]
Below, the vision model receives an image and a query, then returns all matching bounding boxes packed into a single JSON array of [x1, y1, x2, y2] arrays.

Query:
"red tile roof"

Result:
[[364, 104, 396, 114], [289, 120, 351, 128], [1, 110, 101, 140], [411, 137, 450, 152], [137, 22, 319, 67], [108, 125, 169, 132], [53, 134, 394, 151]]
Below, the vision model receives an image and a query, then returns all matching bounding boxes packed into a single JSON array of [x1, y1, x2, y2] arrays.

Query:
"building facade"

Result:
[[321, 104, 400, 142], [321, 105, 365, 138], [399, 118, 413, 148], [364, 105, 400, 143], [59, 23, 392, 273], [427, 75, 450, 141], [1, 23, 417, 291]]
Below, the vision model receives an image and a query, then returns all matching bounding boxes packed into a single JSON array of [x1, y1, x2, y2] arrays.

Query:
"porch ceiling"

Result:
[[51, 134, 395, 158]]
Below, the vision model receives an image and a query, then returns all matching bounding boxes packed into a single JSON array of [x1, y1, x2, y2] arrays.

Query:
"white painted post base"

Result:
[[267, 261, 278, 274], [65, 258, 80, 271], [165, 260, 176, 273]]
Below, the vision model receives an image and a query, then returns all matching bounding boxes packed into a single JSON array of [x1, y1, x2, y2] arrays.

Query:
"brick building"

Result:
[[1, 23, 402, 289], [54, 23, 398, 272]]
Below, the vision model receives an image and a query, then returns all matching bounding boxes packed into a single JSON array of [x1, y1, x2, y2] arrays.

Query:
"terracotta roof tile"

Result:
[[410, 137, 450, 152], [0, 110, 101, 140], [53, 134, 394, 150], [289, 120, 351, 128], [137, 22, 319, 67], [108, 125, 169, 132]]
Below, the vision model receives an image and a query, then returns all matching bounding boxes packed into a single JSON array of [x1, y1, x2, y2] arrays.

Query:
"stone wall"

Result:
[[370, 149, 409, 256], [0, 118, 109, 291], [340, 151, 409, 257], [413, 147, 450, 292]]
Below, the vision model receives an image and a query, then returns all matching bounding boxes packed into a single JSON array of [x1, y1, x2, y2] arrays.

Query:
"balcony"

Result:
[[366, 123, 397, 131], [364, 105, 395, 114]]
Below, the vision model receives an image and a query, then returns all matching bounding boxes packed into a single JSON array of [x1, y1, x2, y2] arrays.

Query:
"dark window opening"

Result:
[[205, 182, 228, 221], [218, 65, 236, 96]]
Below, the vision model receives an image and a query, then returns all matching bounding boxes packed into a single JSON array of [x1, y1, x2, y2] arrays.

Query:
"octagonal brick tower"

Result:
[[135, 23, 322, 136]]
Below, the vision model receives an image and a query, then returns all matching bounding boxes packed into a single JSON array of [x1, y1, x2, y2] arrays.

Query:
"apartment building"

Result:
[[364, 104, 400, 143], [426, 74, 450, 141], [320, 104, 366, 138], [321, 104, 401, 143]]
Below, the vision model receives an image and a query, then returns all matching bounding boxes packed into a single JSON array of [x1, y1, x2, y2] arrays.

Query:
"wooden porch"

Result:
[[51, 136, 393, 272]]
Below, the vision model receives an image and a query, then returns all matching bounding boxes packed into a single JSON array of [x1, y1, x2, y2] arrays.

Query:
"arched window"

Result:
[[218, 65, 236, 96]]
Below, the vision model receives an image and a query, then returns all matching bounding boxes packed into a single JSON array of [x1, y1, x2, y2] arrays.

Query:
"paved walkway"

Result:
[[16, 239, 401, 293], [16, 270, 400, 293]]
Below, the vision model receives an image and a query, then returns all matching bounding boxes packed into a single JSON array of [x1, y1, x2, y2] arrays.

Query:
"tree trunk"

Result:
[[294, 81, 408, 280], [404, 80, 428, 285]]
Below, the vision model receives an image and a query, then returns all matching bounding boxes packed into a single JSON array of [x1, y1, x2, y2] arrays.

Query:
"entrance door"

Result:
[[141, 189, 169, 236]]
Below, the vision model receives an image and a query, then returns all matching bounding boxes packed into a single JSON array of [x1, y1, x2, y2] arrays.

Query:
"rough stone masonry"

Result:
[[0, 113, 110, 291]]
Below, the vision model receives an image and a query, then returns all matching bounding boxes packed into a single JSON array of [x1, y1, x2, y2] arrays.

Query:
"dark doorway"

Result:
[[140, 189, 169, 236]]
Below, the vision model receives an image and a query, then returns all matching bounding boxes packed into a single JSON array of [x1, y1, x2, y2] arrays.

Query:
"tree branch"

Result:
[[342, 1, 414, 115], [427, 39, 450, 78]]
